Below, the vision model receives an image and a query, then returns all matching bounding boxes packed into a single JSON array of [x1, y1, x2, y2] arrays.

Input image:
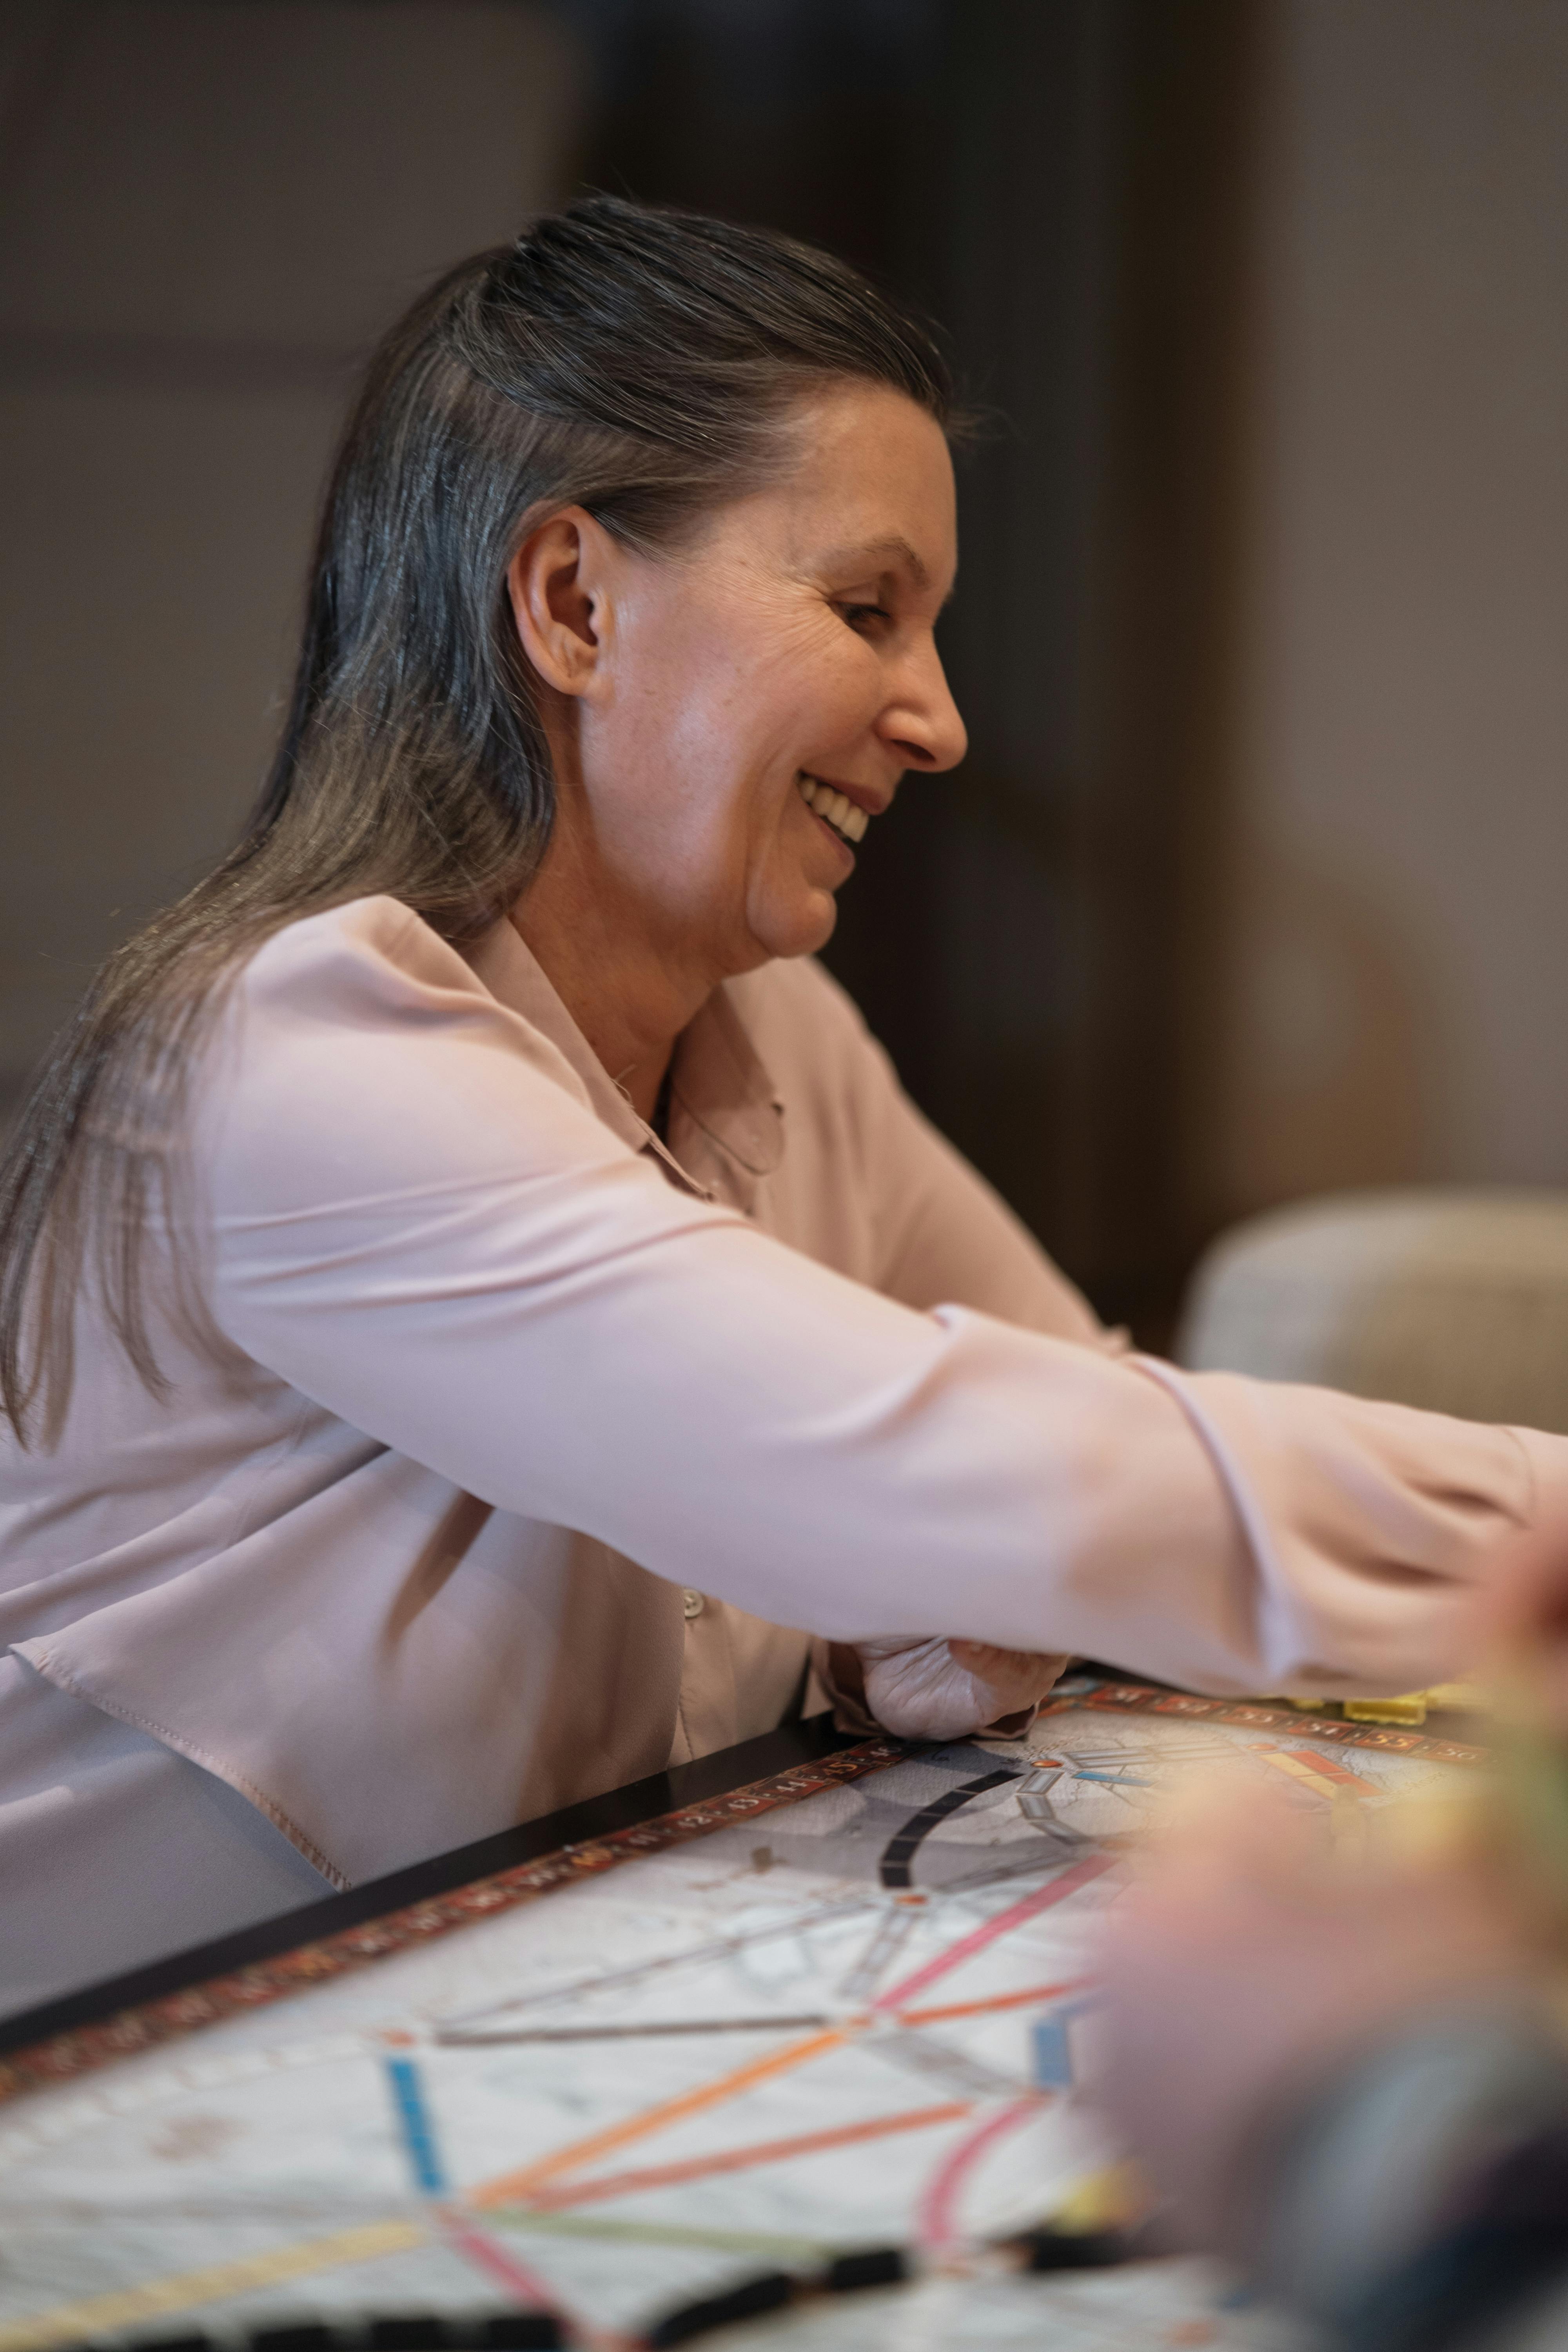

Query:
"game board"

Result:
[[0, 1681, 1486, 2352]]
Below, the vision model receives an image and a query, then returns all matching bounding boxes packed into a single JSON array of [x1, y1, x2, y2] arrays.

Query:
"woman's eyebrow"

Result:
[[815, 535, 956, 607]]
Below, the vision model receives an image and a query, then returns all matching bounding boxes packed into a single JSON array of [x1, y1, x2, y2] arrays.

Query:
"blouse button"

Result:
[[682, 1588, 705, 1620]]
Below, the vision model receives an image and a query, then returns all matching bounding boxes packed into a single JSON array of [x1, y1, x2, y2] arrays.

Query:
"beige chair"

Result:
[[1179, 1189, 1568, 1438]]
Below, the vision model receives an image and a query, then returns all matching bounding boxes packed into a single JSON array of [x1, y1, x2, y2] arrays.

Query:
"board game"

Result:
[[0, 1681, 1487, 2352]]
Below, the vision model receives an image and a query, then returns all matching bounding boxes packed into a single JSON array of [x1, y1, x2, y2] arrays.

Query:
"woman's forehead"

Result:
[[739, 387, 958, 591]]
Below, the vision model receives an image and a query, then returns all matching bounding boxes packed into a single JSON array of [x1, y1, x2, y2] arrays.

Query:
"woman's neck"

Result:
[[510, 838, 715, 1128]]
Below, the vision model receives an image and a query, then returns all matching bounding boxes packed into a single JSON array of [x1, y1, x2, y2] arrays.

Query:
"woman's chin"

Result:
[[749, 889, 840, 965]]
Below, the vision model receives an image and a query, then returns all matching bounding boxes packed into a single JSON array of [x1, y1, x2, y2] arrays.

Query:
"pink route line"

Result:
[[874, 1854, 1116, 2012], [918, 2096, 1045, 2252], [437, 2205, 564, 2304]]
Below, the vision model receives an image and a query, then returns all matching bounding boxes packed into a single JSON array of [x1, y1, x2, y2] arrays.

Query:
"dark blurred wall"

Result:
[[922, 0, 1257, 1337]]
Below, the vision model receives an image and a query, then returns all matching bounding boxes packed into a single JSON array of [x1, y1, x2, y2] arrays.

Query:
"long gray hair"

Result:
[[0, 196, 953, 1442]]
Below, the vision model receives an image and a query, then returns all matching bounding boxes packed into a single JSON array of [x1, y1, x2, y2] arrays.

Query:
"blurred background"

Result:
[[2, 0, 1565, 1345]]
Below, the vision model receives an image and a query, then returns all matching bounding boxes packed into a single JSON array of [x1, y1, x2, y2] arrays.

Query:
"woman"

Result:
[[0, 199, 1558, 2006]]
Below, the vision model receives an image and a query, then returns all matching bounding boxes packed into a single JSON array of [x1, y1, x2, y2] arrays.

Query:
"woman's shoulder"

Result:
[[233, 895, 488, 1012], [209, 896, 601, 1137], [228, 900, 650, 1148]]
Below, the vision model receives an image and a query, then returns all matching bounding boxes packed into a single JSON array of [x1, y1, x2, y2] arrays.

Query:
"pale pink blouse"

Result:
[[1, 899, 1561, 1899]]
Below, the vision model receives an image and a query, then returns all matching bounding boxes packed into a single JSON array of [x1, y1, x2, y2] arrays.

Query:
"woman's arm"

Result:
[[195, 902, 1559, 1697]]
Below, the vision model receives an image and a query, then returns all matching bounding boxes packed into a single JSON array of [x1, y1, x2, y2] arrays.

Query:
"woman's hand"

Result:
[[831, 1635, 1068, 1740]]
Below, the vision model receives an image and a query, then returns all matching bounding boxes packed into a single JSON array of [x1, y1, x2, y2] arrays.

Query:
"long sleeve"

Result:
[[195, 905, 1550, 1692]]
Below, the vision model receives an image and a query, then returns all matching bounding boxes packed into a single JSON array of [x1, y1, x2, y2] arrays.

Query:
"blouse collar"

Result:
[[461, 917, 784, 1212]]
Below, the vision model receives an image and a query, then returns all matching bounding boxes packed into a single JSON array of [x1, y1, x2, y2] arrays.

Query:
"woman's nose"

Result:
[[879, 641, 968, 774]]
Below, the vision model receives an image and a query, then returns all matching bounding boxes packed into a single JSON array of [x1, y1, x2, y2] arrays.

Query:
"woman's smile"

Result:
[[797, 773, 871, 848]]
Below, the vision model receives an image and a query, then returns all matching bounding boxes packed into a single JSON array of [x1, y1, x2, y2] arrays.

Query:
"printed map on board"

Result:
[[0, 1683, 1485, 2352]]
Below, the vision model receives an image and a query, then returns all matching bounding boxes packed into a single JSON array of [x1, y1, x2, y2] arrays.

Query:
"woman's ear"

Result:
[[506, 508, 612, 697]]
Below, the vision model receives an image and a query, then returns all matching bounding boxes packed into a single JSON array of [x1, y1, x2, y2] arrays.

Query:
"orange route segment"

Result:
[[1258, 1749, 1377, 1799], [1257, 1750, 1331, 1796], [516, 2100, 973, 2212], [898, 1976, 1089, 2027], [470, 2026, 846, 2207], [1282, 1747, 1379, 1789]]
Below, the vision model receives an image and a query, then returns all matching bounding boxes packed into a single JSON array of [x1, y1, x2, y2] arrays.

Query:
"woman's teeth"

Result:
[[798, 775, 868, 846]]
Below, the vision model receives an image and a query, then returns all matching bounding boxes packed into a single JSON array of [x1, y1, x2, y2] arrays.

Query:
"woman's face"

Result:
[[514, 383, 966, 990]]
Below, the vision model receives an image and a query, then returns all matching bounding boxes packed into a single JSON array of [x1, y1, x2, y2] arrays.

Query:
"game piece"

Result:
[[1022, 2228, 1125, 2272], [644, 2270, 795, 2345], [822, 2249, 908, 2292], [1421, 1682, 1489, 1713], [1343, 1695, 1428, 1725]]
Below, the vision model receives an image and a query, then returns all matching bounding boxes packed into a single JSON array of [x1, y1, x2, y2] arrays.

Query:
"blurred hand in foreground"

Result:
[[1088, 1779, 1536, 2253], [1090, 1507, 1568, 2255]]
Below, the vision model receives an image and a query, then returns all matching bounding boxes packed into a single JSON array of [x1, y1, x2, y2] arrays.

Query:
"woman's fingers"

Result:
[[946, 1638, 1068, 1715], [853, 1636, 1065, 1739]]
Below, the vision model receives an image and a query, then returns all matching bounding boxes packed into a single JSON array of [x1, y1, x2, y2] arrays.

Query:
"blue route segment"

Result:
[[384, 2052, 449, 2197], [1031, 1997, 1098, 2090]]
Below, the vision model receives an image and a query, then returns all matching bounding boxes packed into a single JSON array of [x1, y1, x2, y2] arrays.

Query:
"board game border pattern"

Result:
[[0, 1685, 1486, 2107], [0, 1737, 909, 2108], [1049, 1682, 1488, 1766]]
